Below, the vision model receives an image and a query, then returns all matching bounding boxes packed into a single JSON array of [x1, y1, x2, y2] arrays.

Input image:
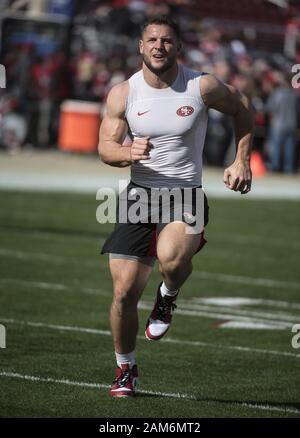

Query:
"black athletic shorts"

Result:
[[101, 180, 209, 259]]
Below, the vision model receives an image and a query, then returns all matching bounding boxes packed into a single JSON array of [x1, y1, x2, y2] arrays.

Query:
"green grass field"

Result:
[[0, 189, 299, 418]]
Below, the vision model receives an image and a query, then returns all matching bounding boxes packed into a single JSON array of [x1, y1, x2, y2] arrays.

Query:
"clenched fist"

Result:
[[130, 137, 153, 163], [223, 160, 252, 194]]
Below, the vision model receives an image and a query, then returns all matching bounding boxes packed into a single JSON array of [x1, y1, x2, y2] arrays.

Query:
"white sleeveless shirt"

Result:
[[125, 64, 208, 188]]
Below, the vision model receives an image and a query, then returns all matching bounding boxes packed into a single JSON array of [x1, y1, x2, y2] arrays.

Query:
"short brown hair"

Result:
[[141, 16, 181, 41]]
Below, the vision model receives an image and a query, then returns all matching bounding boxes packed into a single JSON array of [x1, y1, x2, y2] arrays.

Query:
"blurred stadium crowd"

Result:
[[0, 0, 300, 173]]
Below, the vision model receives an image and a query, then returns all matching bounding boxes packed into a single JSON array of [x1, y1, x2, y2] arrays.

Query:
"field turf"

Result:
[[0, 190, 299, 418]]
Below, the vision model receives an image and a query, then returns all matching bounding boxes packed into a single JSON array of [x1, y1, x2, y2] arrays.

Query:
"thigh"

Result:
[[109, 257, 153, 299], [156, 222, 203, 263], [156, 187, 208, 262]]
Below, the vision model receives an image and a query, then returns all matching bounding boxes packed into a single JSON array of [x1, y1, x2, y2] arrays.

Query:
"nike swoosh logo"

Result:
[[137, 110, 150, 116]]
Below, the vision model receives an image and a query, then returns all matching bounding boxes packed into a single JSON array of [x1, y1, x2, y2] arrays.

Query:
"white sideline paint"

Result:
[[0, 317, 299, 359], [1, 156, 300, 199], [1, 247, 299, 290], [0, 371, 300, 415]]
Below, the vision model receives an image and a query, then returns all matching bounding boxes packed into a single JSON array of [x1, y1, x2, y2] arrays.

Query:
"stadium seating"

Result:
[[194, 0, 287, 24]]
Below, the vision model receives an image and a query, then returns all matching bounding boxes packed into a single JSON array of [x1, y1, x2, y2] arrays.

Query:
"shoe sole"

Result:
[[145, 326, 169, 341], [109, 389, 136, 397]]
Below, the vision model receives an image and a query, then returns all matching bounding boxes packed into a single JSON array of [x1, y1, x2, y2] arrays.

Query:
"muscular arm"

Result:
[[98, 81, 132, 167], [200, 74, 255, 194], [98, 81, 152, 167]]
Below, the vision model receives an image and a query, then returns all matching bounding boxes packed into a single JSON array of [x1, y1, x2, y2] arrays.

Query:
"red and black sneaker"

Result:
[[145, 282, 178, 341], [109, 363, 138, 397]]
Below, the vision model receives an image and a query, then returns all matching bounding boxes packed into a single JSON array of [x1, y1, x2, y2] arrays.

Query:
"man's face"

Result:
[[139, 24, 181, 75]]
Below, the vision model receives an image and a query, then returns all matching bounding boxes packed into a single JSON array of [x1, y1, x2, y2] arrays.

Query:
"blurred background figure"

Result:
[[0, 0, 299, 172], [0, 92, 27, 153], [265, 72, 298, 173]]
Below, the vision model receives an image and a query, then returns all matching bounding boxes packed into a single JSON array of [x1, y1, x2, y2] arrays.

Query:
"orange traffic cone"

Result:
[[251, 150, 267, 178]]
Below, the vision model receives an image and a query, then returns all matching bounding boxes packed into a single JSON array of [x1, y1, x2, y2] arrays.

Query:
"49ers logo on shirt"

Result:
[[176, 106, 194, 117]]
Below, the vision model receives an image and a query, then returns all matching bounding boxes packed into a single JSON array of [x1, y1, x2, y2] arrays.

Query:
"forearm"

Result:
[[233, 99, 255, 164], [98, 141, 132, 168]]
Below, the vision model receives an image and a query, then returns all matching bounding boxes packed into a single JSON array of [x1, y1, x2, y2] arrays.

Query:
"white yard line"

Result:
[[0, 248, 99, 267], [138, 302, 294, 329], [0, 317, 299, 359], [0, 278, 110, 297], [1, 318, 111, 336], [192, 270, 300, 290], [0, 227, 101, 243], [0, 371, 299, 415], [203, 247, 277, 263], [1, 277, 299, 328], [213, 233, 300, 250], [171, 302, 300, 322], [2, 218, 299, 251], [216, 321, 284, 330], [1, 276, 300, 330], [1, 247, 299, 290], [192, 297, 300, 310]]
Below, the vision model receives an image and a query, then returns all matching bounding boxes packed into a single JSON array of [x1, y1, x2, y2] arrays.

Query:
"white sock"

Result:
[[160, 282, 179, 297], [115, 351, 136, 369]]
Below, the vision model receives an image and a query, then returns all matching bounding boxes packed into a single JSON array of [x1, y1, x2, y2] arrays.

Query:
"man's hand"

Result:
[[130, 137, 153, 162], [223, 160, 252, 194]]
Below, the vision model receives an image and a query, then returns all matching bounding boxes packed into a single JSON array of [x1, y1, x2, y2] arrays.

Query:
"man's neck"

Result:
[[142, 63, 179, 89]]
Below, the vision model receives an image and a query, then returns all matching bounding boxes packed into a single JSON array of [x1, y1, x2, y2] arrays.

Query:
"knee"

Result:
[[113, 284, 139, 307], [159, 253, 192, 277]]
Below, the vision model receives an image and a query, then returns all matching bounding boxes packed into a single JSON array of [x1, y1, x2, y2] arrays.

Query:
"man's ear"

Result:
[[177, 42, 183, 53], [139, 39, 144, 54]]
